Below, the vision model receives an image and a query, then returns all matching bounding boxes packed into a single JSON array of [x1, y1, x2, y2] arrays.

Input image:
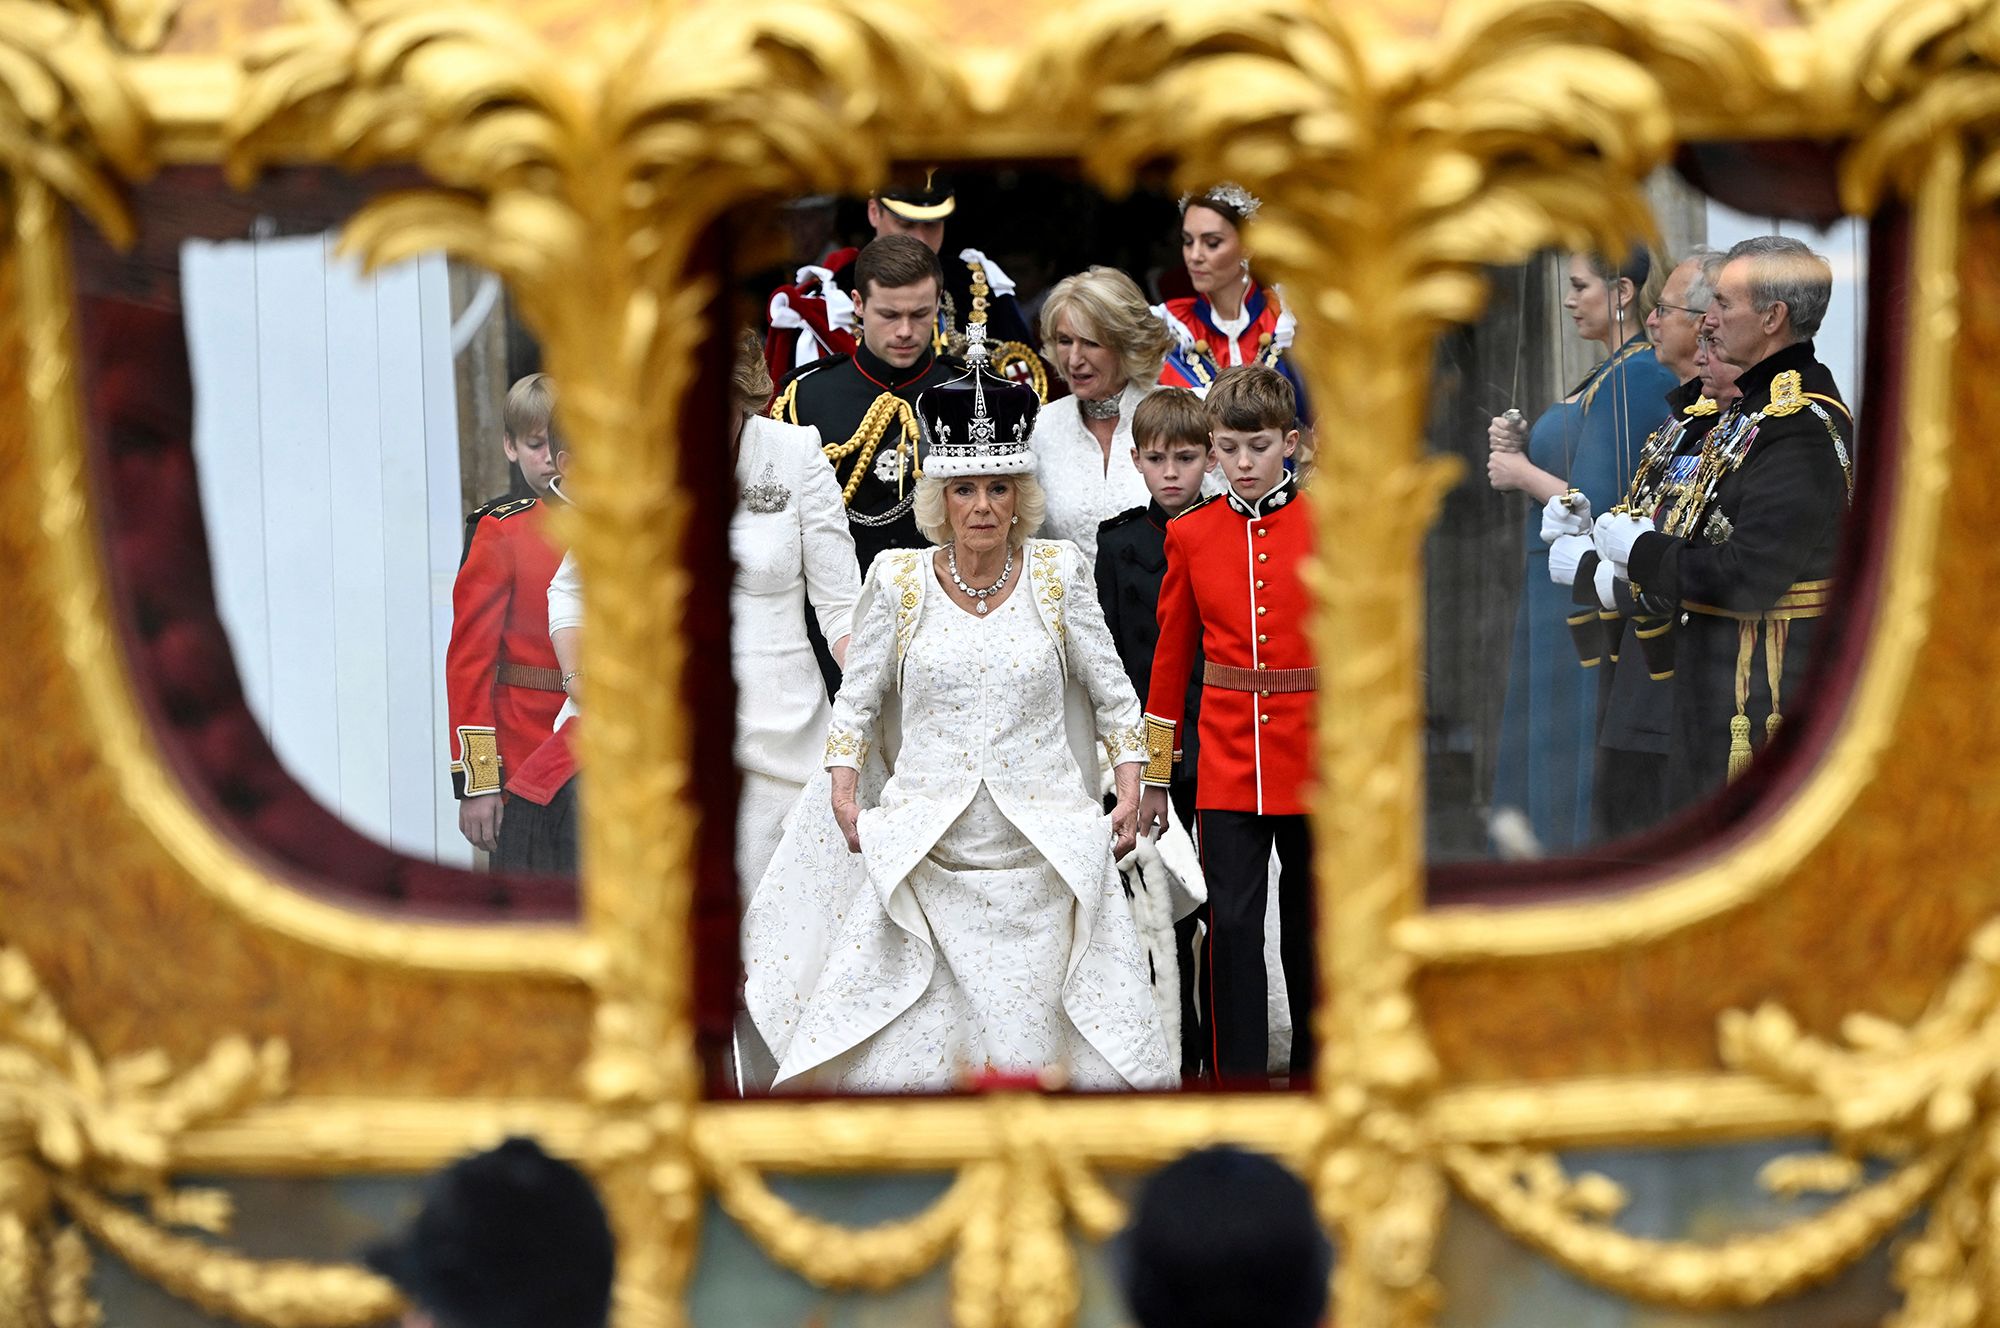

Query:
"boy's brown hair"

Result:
[[1131, 387, 1213, 452], [502, 373, 556, 442], [1205, 364, 1295, 433]]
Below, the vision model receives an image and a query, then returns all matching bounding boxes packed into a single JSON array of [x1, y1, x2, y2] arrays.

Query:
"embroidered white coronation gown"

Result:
[[743, 539, 1176, 1092]]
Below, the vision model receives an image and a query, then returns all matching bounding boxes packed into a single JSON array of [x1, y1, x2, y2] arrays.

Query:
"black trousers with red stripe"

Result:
[[1196, 809, 1314, 1081]]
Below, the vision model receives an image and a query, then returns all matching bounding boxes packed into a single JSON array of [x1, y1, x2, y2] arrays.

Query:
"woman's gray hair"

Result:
[[1038, 267, 1173, 388], [913, 472, 1046, 547], [1724, 235, 1833, 339], [1681, 246, 1726, 313]]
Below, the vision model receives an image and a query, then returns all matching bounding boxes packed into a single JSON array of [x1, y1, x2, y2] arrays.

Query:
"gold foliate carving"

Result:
[[1835, 0, 2000, 209], [0, 0, 150, 245], [53, 0, 182, 52], [707, 1156, 990, 1291], [0, 947, 399, 1327], [1445, 1139, 1951, 1308], [2, 2, 2000, 1327]]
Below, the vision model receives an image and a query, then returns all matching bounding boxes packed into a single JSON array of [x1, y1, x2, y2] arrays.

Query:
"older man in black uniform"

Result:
[[1592, 235, 1853, 806], [771, 234, 960, 574], [1553, 249, 1730, 839]]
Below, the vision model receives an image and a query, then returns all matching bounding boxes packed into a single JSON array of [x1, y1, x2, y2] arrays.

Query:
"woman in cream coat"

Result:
[[547, 334, 859, 891]]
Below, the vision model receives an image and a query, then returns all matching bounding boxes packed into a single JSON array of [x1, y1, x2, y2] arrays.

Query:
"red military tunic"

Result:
[[446, 494, 566, 801], [1143, 475, 1315, 816]]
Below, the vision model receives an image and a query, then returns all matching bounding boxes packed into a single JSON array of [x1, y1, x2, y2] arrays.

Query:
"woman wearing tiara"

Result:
[[744, 332, 1181, 1094], [1485, 249, 1676, 854], [1153, 184, 1305, 410]]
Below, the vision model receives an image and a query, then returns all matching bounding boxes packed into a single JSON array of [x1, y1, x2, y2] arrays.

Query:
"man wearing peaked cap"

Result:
[[764, 167, 1050, 399]]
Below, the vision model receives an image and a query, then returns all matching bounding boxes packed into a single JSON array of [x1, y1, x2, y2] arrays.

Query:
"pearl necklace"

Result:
[[946, 543, 1015, 614]]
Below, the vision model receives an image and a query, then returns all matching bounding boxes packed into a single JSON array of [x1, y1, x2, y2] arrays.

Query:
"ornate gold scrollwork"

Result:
[[0, 946, 400, 1327], [2, 0, 2000, 1325], [0, 0, 150, 243]]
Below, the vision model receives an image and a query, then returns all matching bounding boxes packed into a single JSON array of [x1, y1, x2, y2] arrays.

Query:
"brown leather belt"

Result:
[[496, 662, 565, 692], [1204, 661, 1318, 693]]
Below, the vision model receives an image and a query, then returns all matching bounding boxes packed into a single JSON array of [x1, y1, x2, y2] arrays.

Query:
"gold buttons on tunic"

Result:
[[1259, 714, 1270, 724], [1257, 661, 1267, 669], [1257, 552, 1268, 563], [1256, 528, 1267, 537], [1256, 579, 1265, 589], [1258, 635, 1268, 644], [1256, 606, 1267, 616]]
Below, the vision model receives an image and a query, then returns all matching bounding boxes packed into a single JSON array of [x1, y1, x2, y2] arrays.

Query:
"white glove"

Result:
[[1592, 511, 1655, 577], [1548, 533, 1591, 586], [1594, 557, 1618, 610], [1539, 492, 1593, 544]]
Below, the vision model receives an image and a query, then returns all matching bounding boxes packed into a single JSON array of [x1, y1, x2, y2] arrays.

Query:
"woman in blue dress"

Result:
[[1488, 250, 1676, 854]]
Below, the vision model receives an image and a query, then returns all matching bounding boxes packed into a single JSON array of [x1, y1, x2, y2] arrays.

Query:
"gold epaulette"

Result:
[[1762, 370, 1808, 417], [1683, 397, 1719, 416]]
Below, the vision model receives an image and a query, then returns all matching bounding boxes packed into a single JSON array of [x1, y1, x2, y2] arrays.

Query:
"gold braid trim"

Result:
[[1142, 715, 1176, 786], [769, 378, 800, 423], [55, 1182, 401, 1328], [704, 1157, 993, 1291], [822, 392, 923, 505]]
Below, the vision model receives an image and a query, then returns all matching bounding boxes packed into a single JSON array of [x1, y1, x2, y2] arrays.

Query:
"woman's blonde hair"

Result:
[[1039, 267, 1173, 389], [913, 472, 1046, 547], [731, 329, 774, 417], [1585, 246, 1668, 330]]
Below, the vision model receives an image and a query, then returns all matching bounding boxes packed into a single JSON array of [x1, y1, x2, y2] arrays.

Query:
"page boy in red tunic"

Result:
[[445, 373, 568, 861], [1138, 365, 1315, 1083]]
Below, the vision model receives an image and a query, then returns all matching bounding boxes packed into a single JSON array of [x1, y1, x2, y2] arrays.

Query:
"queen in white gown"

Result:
[[744, 336, 1177, 1093]]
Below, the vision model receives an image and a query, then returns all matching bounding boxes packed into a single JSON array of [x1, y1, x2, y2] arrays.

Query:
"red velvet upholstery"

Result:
[[72, 174, 579, 919]]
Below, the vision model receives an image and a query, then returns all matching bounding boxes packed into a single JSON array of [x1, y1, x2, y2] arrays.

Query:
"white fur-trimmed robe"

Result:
[[743, 539, 1180, 1092]]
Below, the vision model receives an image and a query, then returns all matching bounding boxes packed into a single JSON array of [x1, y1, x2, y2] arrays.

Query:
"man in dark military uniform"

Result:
[[1593, 236, 1853, 807], [770, 234, 961, 575], [764, 171, 1050, 400], [1096, 386, 1214, 1079], [1548, 250, 1730, 840]]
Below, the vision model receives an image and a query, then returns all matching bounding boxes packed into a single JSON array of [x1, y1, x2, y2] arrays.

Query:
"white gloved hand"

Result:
[[1594, 557, 1618, 610], [1592, 511, 1655, 577], [1548, 533, 1592, 586], [1539, 491, 1593, 544]]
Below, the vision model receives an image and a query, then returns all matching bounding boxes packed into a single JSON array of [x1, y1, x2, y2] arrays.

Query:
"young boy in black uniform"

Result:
[[1095, 386, 1213, 1078]]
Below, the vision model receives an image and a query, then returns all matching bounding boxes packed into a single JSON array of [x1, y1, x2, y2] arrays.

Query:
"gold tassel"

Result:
[[1727, 619, 1756, 781], [1766, 713, 1783, 741], [1728, 715, 1754, 780]]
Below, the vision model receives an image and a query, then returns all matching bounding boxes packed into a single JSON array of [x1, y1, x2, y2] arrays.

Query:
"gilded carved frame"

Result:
[[6, 0, 2000, 1324]]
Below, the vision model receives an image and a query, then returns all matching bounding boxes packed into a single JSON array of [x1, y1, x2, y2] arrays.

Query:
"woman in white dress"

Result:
[[547, 333, 859, 891], [744, 335, 1176, 1093], [1029, 267, 1176, 565]]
